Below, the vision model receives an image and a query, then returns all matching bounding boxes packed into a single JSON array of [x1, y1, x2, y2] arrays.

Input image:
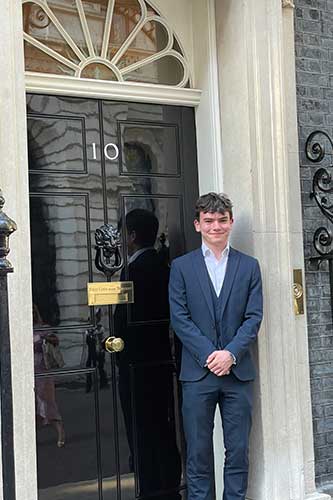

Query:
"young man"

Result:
[[169, 193, 263, 500]]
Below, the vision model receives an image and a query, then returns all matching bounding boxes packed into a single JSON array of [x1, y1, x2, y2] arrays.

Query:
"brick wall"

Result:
[[295, 0, 333, 489]]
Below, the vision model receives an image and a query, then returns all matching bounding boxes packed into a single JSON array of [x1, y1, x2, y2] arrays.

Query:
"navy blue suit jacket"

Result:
[[169, 247, 263, 382]]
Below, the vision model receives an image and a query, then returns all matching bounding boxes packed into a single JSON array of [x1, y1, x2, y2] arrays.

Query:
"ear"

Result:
[[128, 229, 136, 242], [193, 219, 201, 233]]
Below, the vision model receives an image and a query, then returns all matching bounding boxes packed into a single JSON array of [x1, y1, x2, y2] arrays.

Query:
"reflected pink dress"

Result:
[[33, 331, 62, 425]]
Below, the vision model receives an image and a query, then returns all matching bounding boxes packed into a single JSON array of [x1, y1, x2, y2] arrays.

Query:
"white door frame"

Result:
[[25, 73, 202, 106]]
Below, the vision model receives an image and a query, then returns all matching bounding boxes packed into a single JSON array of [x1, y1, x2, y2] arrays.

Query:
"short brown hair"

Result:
[[126, 209, 159, 247], [195, 192, 233, 220]]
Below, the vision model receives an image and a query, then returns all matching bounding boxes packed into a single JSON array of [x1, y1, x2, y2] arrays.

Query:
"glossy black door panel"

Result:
[[28, 115, 87, 173], [27, 94, 199, 500], [35, 370, 102, 500], [30, 193, 92, 330], [118, 121, 180, 177]]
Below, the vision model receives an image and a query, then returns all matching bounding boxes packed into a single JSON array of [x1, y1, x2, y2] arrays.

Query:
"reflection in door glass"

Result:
[[35, 371, 102, 500], [30, 195, 91, 328], [27, 94, 198, 500], [28, 116, 86, 173], [120, 122, 180, 176], [114, 205, 186, 498]]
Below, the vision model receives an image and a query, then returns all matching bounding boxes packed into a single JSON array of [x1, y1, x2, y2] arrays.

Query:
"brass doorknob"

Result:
[[104, 336, 124, 353]]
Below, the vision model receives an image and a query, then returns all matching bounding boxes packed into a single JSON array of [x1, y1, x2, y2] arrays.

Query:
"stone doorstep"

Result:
[[305, 492, 332, 500], [38, 485, 333, 500]]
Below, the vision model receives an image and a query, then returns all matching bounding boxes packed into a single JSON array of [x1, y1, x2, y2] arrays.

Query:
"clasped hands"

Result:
[[206, 350, 233, 377]]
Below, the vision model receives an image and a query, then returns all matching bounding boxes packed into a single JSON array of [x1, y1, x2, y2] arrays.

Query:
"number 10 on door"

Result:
[[91, 142, 119, 161]]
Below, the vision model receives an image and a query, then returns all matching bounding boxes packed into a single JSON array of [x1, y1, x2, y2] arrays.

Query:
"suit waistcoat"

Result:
[[207, 272, 224, 348]]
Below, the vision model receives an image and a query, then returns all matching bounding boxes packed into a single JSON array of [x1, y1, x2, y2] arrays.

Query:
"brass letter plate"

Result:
[[293, 269, 304, 316], [87, 282, 134, 306]]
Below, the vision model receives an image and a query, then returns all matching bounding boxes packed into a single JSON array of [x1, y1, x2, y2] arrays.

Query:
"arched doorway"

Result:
[[23, 1, 200, 499]]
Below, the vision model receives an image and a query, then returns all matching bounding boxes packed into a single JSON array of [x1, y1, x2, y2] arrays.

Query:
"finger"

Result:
[[216, 368, 230, 376], [212, 369, 223, 376], [206, 352, 217, 363], [208, 360, 227, 371], [208, 361, 221, 371], [211, 366, 224, 376]]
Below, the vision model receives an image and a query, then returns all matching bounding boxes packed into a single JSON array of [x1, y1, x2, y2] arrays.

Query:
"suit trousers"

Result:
[[182, 371, 253, 500]]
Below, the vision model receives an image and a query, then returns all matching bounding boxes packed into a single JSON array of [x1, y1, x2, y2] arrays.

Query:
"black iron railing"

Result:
[[305, 131, 333, 265], [0, 190, 17, 500]]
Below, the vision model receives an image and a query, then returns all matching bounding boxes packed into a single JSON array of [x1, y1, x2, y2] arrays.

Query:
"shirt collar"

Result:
[[128, 246, 155, 264], [201, 241, 230, 260]]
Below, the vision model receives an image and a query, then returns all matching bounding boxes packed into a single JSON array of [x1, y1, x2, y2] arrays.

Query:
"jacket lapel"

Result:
[[219, 247, 240, 319], [191, 249, 215, 321]]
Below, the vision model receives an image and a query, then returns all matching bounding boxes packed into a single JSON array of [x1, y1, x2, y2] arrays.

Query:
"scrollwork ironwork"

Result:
[[313, 227, 333, 257], [306, 130, 333, 271], [305, 130, 333, 163], [94, 224, 124, 278], [311, 167, 333, 224]]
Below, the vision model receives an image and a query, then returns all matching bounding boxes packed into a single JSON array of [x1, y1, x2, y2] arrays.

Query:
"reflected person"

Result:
[[33, 304, 65, 448], [115, 208, 181, 499]]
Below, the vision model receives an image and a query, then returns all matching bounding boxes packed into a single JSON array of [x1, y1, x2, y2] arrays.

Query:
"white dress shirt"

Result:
[[202, 241, 236, 364], [202, 241, 230, 297]]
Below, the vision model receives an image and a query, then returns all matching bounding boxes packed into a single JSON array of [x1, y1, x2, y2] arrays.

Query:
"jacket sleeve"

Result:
[[224, 259, 263, 361], [169, 259, 216, 367]]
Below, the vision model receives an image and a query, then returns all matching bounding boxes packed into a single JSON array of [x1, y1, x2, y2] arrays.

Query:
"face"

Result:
[[194, 211, 233, 249], [127, 229, 137, 255]]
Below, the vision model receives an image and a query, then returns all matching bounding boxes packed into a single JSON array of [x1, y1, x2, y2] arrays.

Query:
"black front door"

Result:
[[27, 94, 199, 500]]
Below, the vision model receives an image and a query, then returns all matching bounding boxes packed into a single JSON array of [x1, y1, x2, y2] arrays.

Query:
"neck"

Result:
[[204, 241, 228, 261], [128, 243, 141, 256]]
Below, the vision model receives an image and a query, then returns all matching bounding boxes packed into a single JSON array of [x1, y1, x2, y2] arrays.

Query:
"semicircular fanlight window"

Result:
[[22, 0, 190, 88]]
